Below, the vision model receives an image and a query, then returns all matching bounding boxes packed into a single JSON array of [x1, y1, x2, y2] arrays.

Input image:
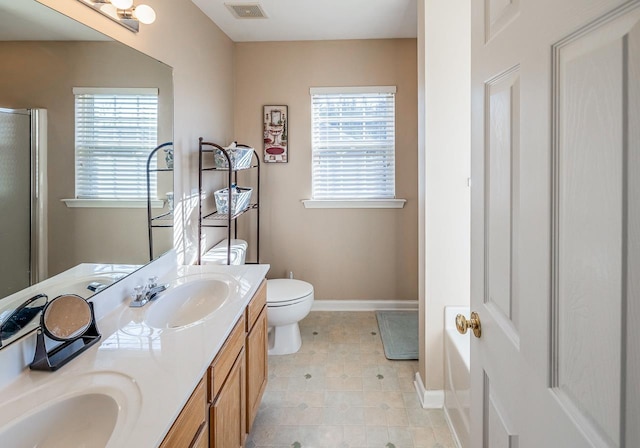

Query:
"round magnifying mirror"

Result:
[[41, 294, 92, 341]]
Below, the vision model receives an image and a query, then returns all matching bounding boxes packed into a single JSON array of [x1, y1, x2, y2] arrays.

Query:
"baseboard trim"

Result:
[[311, 299, 418, 312], [414, 372, 444, 409]]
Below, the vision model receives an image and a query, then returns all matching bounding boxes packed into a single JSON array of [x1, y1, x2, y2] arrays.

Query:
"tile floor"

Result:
[[245, 311, 456, 448]]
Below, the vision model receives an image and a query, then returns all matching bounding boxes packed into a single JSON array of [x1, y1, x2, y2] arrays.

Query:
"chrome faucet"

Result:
[[87, 281, 109, 293], [129, 277, 169, 308]]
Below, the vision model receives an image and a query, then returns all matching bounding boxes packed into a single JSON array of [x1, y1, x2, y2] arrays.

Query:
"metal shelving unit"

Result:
[[146, 142, 173, 261], [198, 138, 260, 265]]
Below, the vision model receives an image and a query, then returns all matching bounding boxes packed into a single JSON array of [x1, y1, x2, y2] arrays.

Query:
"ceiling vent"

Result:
[[225, 3, 268, 19]]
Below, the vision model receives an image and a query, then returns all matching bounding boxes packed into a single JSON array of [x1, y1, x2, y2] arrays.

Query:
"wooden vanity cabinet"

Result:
[[192, 425, 209, 448], [245, 280, 268, 433], [159, 281, 268, 448], [209, 314, 247, 448], [159, 378, 207, 448], [210, 347, 246, 448]]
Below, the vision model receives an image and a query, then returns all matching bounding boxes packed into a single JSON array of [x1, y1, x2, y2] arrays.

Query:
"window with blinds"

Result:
[[74, 87, 158, 199], [310, 86, 396, 200]]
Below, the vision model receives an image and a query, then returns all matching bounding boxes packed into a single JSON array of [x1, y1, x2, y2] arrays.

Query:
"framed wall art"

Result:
[[263, 105, 288, 163]]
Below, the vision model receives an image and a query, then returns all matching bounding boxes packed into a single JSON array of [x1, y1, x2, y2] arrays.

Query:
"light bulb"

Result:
[[133, 4, 156, 24], [110, 0, 133, 9], [99, 3, 117, 15]]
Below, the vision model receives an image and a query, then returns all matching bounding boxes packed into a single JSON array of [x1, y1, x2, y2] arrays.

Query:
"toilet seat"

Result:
[[267, 279, 314, 307]]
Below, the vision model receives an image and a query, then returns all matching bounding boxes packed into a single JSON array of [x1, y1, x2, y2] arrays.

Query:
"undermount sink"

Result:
[[0, 393, 118, 447], [144, 276, 238, 330], [0, 372, 141, 448]]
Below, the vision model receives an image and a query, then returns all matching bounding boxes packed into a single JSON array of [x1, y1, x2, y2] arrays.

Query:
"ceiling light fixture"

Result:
[[76, 0, 156, 32]]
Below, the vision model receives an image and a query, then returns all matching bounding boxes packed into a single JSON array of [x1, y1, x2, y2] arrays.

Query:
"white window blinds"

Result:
[[74, 87, 158, 199], [311, 86, 396, 200]]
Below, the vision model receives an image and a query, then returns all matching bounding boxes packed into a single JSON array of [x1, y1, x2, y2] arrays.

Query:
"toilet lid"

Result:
[[267, 279, 314, 305]]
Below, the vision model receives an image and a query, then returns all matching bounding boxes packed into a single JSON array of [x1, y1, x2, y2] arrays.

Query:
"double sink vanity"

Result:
[[0, 251, 269, 447], [0, 2, 268, 446]]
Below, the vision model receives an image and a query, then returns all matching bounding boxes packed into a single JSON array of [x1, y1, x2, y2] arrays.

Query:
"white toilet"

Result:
[[265, 278, 314, 355], [204, 239, 314, 355]]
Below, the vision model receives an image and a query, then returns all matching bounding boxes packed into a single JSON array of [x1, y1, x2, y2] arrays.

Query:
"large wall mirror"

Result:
[[0, 0, 173, 344]]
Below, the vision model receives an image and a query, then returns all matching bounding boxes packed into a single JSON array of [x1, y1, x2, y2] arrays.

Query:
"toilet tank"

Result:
[[201, 239, 247, 265]]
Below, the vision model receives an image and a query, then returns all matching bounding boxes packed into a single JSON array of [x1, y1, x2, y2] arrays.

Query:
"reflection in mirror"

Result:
[[0, 293, 48, 344], [0, 265, 137, 348], [147, 142, 174, 260], [0, 0, 173, 348]]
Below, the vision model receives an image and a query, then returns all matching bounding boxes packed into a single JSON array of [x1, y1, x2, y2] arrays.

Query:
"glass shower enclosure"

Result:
[[0, 108, 47, 297]]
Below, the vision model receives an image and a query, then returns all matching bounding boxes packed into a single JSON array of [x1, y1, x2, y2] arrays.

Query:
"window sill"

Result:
[[62, 199, 165, 209], [302, 199, 406, 209]]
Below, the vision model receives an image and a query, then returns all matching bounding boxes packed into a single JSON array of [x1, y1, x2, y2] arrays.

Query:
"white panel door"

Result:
[[470, 0, 639, 447]]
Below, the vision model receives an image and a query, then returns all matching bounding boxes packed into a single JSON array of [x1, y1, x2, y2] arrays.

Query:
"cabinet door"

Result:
[[210, 348, 246, 448], [246, 305, 268, 433], [246, 280, 266, 330], [192, 423, 208, 448], [159, 379, 206, 448]]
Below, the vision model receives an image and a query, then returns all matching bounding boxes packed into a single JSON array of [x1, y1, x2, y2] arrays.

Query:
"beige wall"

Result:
[[25, 5, 418, 302], [418, 0, 471, 392], [0, 41, 173, 275], [36, 0, 236, 265], [234, 39, 418, 301]]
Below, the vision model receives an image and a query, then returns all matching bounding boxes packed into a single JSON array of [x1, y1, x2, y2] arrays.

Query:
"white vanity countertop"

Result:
[[0, 263, 270, 447]]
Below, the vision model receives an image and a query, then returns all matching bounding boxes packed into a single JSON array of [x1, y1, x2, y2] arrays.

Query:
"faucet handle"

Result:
[[133, 285, 145, 300], [130, 285, 148, 308], [148, 276, 158, 289]]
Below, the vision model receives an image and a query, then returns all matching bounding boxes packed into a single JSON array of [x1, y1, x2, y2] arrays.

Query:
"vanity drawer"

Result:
[[159, 378, 206, 448], [209, 314, 246, 401], [246, 280, 267, 331]]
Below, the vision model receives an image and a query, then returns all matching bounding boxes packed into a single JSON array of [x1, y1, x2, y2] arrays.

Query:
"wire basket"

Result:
[[214, 187, 253, 215], [214, 146, 254, 170]]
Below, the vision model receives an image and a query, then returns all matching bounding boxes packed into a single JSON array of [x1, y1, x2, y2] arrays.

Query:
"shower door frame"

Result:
[[29, 108, 48, 284]]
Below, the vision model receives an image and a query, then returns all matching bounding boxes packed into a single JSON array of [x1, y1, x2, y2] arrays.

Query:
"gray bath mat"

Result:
[[376, 311, 419, 360]]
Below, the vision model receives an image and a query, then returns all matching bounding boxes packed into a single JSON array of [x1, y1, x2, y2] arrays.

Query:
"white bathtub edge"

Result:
[[444, 406, 463, 448], [444, 305, 471, 448], [413, 372, 444, 409]]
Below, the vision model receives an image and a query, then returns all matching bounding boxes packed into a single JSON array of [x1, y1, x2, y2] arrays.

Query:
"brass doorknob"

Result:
[[455, 312, 482, 338]]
